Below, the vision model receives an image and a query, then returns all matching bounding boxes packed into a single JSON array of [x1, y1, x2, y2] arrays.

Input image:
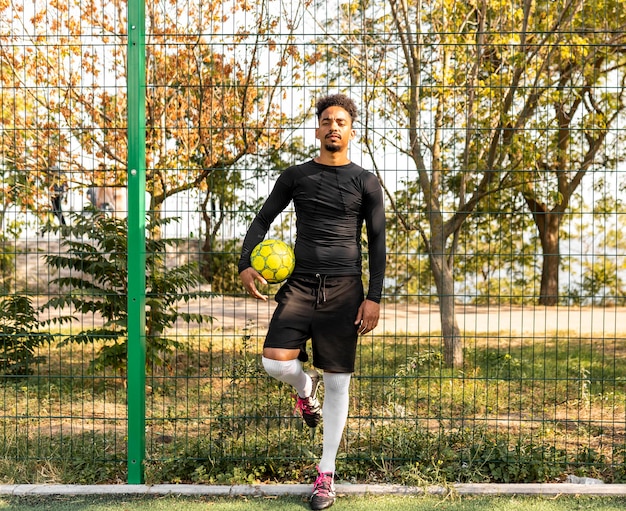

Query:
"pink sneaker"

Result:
[[310, 466, 336, 510], [293, 370, 322, 428]]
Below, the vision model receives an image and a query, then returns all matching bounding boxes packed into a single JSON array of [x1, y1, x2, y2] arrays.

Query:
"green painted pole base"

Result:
[[127, 0, 146, 485]]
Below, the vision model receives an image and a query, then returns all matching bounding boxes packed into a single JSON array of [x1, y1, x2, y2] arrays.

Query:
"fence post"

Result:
[[126, 0, 147, 484]]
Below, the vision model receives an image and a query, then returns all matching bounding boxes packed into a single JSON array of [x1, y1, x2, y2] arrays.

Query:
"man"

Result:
[[238, 93, 386, 510]]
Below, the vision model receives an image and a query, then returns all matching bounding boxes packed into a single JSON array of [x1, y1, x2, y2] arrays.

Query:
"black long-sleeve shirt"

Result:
[[238, 160, 386, 303]]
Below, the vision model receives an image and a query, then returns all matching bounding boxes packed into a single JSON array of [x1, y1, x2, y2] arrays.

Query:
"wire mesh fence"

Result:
[[1, 0, 626, 485]]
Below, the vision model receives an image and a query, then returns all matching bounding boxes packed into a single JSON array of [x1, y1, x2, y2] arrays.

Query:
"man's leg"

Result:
[[318, 372, 351, 474], [309, 371, 350, 510], [261, 348, 312, 398], [262, 348, 322, 428]]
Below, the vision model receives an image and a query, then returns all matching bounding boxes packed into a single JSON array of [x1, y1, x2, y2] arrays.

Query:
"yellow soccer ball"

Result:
[[250, 239, 295, 284]]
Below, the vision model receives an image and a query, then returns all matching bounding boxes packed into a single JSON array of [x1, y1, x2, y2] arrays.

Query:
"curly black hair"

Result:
[[315, 94, 358, 124]]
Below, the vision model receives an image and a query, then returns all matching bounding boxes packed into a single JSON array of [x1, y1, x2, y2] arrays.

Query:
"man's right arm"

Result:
[[237, 175, 293, 273], [239, 267, 269, 301], [238, 174, 293, 299]]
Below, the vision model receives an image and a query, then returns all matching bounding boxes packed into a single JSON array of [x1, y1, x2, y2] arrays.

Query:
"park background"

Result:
[[1, 0, 626, 489]]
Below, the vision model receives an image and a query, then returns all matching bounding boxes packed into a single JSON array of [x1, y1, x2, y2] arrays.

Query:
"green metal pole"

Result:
[[126, 0, 146, 484]]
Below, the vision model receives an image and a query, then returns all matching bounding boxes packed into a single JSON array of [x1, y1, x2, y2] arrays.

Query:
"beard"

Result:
[[324, 134, 342, 153], [324, 142, 342, 153]]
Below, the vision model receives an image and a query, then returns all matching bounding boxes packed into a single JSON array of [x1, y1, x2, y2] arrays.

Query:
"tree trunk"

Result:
[[200, 234, 213, 284], [524, 196, 561, 307], [538, 212, 561, 306], [199, 192, 216, 284], [429, 237, 463, 368]]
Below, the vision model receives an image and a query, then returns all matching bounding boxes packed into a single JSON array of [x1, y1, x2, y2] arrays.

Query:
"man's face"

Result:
[[315, 106, 355, 153]]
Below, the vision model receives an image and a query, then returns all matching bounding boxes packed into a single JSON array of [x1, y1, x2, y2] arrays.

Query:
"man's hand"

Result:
[[239, 267, 269, 301], [354, 299, 380, 335]]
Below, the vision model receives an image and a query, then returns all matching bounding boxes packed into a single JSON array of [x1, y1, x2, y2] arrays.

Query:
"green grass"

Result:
[[1, 495, 626, 511], [1, 330, 625, 485]]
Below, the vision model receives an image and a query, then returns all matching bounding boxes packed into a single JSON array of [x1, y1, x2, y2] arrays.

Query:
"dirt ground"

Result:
[[13, 236, 626, 337], [188, 295, 626, 336]]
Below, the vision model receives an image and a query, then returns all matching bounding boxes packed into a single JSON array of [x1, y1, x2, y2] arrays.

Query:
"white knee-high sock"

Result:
[[262, 356, 312, 398], [318, 372, 351, 474]]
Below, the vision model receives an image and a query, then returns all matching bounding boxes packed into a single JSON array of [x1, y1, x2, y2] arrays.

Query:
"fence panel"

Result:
[[1, 0, 625, 485]]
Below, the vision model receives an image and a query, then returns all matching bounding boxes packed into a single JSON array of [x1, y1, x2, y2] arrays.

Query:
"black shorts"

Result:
[[264, 275, 364, 373]]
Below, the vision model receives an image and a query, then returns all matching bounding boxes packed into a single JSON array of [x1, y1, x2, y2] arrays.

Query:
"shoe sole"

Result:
[[302, 369, 322, 427], [310, 496, 335, 510]]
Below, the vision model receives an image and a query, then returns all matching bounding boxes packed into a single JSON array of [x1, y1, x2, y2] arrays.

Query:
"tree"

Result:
[[512, 1, 626, 304], [0, 5, 64, 229], [1, 0, 310, 285], [313, 0, 626, 366]]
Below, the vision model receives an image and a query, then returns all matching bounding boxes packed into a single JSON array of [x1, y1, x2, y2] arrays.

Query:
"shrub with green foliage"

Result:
[[40, 210, 215, 374], [0, 234, 16, 294], [0, 295, 52, 376]]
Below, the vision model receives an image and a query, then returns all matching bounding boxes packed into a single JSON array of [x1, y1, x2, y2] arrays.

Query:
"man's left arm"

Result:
[[355, 176, 386, 334]]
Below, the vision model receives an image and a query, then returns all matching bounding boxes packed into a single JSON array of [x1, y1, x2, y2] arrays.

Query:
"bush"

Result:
[[40, 210, 215, 374], [0, 295, 52, 376], [0, 234, 16, 293]]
